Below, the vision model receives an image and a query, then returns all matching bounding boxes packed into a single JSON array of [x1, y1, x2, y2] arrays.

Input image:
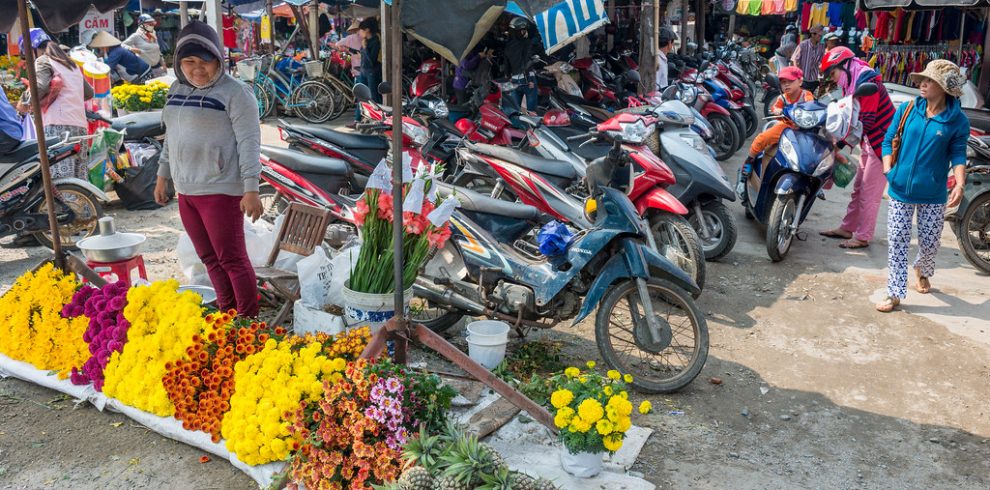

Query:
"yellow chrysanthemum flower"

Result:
[[607, 370, 621, 380], [639, 400, 652, 414], [550, 389, 574, 409], [577, 398, 605, 424]]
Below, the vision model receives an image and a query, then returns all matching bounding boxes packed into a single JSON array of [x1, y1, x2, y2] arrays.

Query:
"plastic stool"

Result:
[[85, 255, 148, 287]]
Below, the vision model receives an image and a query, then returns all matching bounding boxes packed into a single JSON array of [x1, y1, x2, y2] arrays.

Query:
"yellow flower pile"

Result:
[[102, 280, 205, 416], [548, 362, 643, 454], [0, 264, 89, 379], [111, 80, 170, 111], [221, 337, 347, 466]]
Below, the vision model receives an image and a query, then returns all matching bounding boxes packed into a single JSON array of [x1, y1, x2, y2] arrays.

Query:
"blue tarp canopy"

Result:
[[507, 0, 608, 55]]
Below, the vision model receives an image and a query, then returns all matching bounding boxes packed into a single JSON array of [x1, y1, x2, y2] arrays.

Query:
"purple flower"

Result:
[[385, 378, 402, 394], [386, 418, 400, 432], [108, 296, 126, 311], [370, 384, 385, 401]]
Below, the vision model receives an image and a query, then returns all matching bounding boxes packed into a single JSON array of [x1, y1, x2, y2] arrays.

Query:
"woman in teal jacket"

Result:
[[877, 60, 969, 312]]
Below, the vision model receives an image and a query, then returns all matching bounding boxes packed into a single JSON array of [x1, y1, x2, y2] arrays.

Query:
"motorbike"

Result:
[[674, 71, 741, 160], [416, 122, 709, 393], [0, 134, 108, 250], [743, 77, 878, 261], [947, 131, 990, 274], [454, 112, 707, 292]]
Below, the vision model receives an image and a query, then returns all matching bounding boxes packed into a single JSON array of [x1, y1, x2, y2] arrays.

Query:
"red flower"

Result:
[[402, 212, 429, 235], [199, 456, 211, 463], [427, 226, 452, 249], [354, 199, 369, 226], [376, 194, 394, 222]]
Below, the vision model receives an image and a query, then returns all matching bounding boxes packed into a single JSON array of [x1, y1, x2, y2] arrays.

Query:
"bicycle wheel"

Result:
[[292, 81, 337, 123], [250, 80, 274, 119], [325, 76, 354, 119]]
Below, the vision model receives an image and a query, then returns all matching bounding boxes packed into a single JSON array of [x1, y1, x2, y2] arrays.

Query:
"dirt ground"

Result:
[[1, 120, 988, 490]]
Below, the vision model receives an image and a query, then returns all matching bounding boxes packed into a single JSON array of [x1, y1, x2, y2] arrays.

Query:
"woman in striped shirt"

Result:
[[818, 47, 896, 249]]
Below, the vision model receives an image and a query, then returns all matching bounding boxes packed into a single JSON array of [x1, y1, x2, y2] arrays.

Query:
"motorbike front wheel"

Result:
[[708, 113, 740, 161], [766, 193, 798, 262], [649, 214, 706, 296], [32, 184, 103, 251], [689, 200, 738, 261], [955, 192, 990, 274], [595, 277, 709, 393], [741, 105, 760, 139]]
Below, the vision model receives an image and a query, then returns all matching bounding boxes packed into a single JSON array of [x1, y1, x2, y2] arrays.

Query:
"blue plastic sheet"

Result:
[[537, 220, 573, 256]]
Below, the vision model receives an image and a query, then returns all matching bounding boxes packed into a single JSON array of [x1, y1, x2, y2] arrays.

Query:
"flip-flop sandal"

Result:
[[839, 239, 869, 249], [820, 230, 852, 239], [876, 296, 900, 312]]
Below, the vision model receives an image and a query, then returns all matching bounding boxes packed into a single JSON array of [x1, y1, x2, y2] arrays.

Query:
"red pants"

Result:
[[178, 194, 259, 317]]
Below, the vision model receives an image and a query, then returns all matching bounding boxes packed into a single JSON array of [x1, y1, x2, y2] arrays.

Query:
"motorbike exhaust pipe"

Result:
[[413, 278, 487, 316]]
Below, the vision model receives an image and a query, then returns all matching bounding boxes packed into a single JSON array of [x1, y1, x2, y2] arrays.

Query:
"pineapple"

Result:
[[396, 466, 434, 490], [509, 472, 538, 490], [437, 432, 502, 488], [403, 426, 444, 472], [533, 477, 560, 490], [478, 467, 515, 490], [480, 442, 506, 469], [435, 474, 472, 490]]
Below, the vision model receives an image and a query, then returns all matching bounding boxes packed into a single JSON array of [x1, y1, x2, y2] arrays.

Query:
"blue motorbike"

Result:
[[414, 128, 709, 393], [743, 78, 877, 261]]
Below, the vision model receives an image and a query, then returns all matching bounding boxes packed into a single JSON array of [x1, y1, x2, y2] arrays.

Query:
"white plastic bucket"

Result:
[[465, 320, 509, 369]]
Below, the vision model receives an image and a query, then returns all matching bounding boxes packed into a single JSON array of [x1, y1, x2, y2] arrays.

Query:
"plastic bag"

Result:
[[115, 150, 174, 210], [177, 232, 212, 287], [297, 247, 334, 309], [825, 95, 862, 147], [327, 243, 360, 307], [832, 160, 857, 188], [537, 221, 574, 257]]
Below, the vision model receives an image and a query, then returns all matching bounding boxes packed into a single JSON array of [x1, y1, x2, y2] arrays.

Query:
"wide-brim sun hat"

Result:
[[909, 59, 965, 98], [88, 31, 122, 48], [347, 20, 361, 32]]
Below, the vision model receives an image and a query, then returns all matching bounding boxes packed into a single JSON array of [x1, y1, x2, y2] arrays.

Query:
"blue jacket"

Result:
[[0, 89, 22, 141], [882, 96, 969, 205], [104, 46, 150, 80]]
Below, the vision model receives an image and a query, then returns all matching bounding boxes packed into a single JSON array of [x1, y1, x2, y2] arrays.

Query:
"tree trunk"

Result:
[[638, 0, 657, 94]]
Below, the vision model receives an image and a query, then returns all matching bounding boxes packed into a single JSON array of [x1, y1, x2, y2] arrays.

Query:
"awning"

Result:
[[0, 0, 129, 32], [863, 0, 990, 8], [508, 0, 609, 55]]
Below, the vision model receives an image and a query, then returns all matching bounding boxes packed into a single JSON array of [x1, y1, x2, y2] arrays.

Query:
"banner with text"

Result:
[[79, 6, 115, 45], [529, 0, 609, 55]]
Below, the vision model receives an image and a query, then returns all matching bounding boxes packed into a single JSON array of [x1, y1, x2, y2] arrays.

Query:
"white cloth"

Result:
[[656, 51, 669, 90]]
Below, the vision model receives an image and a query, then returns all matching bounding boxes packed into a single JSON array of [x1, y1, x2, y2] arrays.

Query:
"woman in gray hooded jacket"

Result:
[[154, 21, 263, 317]]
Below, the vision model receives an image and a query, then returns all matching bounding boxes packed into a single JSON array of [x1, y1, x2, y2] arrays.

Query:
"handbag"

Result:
[[889, 101, 914, 168]]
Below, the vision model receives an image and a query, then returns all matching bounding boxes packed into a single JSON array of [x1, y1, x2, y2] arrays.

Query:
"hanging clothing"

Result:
[[748, 0, 762, 16], [828, 3, 843, 28], [801, 2, 812, 31], [785, 0, 797, 13], [737, 0, 749, 15]]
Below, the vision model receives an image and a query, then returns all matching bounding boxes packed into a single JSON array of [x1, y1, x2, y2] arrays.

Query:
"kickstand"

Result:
[[795, 231, 809, 241]]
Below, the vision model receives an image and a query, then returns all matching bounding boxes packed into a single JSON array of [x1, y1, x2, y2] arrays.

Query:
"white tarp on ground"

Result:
[[0, 353, 285, 488]]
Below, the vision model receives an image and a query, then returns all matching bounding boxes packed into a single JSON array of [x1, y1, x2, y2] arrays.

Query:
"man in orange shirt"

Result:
[[737, 66, 815, 198]]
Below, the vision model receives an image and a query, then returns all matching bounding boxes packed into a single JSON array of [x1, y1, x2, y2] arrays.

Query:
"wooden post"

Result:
[[697, 0, 706, 47], [16, 0, 63, 269], [679, 0, 688, 54], [309, 0, 320, 58], [638, 0, 657, 94], [389, 0, 407, 364], [265, 0, 274, 53], [381, 1, 389, 83], [607, 0, 616, 50]]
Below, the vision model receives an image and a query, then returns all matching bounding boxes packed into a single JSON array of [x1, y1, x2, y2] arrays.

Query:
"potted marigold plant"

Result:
[[111, 80, 169, 114], [548, 361, 652, 477], [342, 158, 457, 331]]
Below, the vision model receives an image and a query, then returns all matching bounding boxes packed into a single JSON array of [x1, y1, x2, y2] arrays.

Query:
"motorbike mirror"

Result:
[[353, 83, 373, 102], [661, 85, 678, 101], [765, 74, 781, 92], [377, 81, 392, 95], [699, 60, 710, 72], [854, 82, 878, 98]]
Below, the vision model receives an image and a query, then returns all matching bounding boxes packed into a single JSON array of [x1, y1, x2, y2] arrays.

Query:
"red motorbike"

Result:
[[410, 58, 443, 98], [453, 112, 705, 292]]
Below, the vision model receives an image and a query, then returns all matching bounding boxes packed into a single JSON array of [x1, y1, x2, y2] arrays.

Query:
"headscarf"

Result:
[[837, 57, 871, 96]]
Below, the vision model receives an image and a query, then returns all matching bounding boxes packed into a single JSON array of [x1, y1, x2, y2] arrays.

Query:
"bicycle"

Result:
[[239, 55, 336, 123], [320, 48, 358, 120]]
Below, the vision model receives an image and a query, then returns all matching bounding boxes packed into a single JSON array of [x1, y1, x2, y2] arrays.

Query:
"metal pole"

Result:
[[679, 0, 688, 55], [16, 0, 63, 269], [381, 1, 389, 83], [697, 0, 706, 47], [389, 0, 407, 364], [180, 1, 189, 28], [607, 0, 616, 50], [265, 0, 274, 53]]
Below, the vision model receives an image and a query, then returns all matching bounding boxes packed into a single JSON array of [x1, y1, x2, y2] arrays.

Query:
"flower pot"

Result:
[[559, 448, 604, 478], [341, 281, 412, 333]]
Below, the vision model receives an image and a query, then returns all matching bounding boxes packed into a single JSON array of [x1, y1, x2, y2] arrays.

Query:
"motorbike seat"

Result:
[[261, 145, 352, 177], [111, 111, 164, 140], [434, 182, 540, 221], [291, 124, 389, 150], [466, 142, 578, 180], [0, 139, 51, 165]]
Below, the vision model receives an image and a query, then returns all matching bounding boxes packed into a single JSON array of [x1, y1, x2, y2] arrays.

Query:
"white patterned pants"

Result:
[[886, 199, 946, 299]]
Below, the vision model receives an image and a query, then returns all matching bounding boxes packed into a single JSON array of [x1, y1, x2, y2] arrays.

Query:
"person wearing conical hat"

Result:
[[89, 30, 151, 83]]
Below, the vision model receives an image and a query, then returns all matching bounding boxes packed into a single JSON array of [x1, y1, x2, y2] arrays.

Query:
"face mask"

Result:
[[141, 24, 155, 33]]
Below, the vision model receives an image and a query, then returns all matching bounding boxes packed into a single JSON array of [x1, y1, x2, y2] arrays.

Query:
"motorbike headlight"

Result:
[[679, 87, 698, 105], [791, 108, 823, 129], [778, 134, 800, 171], [403, 120, 430, 146], [813, 152, 835, 177], [428, 99, 448, 118], [618, 119, 654, 144]]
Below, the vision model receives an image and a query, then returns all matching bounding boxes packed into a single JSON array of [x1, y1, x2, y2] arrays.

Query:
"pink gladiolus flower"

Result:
[[427, 226, 452, 249], [354, 199, 370, 226], [377, 194, 394, 222]]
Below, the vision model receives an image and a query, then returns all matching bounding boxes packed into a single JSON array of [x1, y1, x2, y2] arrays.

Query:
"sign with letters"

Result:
[[79, 7, 114, 45], [525, 0, 610, 55]]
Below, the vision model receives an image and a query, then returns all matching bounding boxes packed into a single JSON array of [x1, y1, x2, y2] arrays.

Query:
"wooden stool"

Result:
[[85, 256, 148, 287]]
